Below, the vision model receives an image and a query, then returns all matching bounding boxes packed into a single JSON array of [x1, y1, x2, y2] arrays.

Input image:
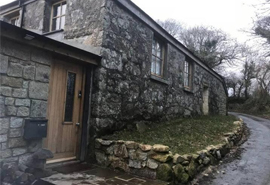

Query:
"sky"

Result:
[[130, 0, 265, 44], [0, 0, 263, 43]]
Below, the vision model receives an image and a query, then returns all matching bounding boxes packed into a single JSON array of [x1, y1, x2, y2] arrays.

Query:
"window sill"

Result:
[[150, 75, 170, 85], [43, 29, 64, 36], [183, 87, 194, 94]]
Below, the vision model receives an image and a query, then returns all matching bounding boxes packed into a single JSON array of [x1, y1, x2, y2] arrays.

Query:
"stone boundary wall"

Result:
[[95, 119, 244, 184]]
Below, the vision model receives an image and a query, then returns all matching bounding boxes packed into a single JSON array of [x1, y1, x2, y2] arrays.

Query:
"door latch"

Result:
[[76, 123, 80, 126]]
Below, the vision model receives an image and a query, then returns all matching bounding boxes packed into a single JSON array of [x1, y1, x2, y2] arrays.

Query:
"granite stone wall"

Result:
[[1, 0, 227, 162], [23, 0, 46, 33], [0, 37, 52, 167], [89, 0, 227, 137]]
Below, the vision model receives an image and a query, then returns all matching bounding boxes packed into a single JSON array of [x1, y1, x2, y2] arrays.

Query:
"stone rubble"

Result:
[[0, 149, 54, 185]]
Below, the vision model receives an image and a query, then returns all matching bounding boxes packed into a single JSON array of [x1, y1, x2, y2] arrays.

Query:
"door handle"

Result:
[[76, 123, 80, 127]]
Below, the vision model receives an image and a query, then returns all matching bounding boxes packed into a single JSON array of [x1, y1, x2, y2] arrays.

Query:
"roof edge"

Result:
[[0, 21, 101, 65]]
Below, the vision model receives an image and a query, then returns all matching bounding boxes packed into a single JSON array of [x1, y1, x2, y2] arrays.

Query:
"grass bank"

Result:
[[104, 115, 238, 154]]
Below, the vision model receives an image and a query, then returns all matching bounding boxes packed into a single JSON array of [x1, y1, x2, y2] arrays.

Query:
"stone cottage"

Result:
[[0, 0, 227, 177]]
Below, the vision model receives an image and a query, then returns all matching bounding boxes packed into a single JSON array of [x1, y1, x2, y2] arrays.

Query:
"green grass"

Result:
[[104, 115, 238, 154]]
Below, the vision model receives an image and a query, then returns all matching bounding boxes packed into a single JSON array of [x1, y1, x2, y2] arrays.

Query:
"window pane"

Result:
[[15, 18, 19, 26], [152, 40, 156, 55], [184, 74, 189, 87], [151, 56, 156, 74], [62, 2, 67, 15], [60, 16, 65, 29], [10, 19, 16, 25], [156, 58, 161, 76], [52, 17, 61, 31], [53, 4, 61, 17], [64, 72, 76, 122], [157, 49, 161, 58]]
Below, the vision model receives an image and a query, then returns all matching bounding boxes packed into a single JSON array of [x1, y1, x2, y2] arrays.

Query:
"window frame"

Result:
[[151, 37, 166, 78], [183, 60, 193, 90], [2, 8, 21, 27], [9, 16, 20, 26], [50, 0, 67, 32]]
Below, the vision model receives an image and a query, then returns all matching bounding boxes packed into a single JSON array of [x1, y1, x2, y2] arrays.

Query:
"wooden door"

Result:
[[45, 60, 84, 163]]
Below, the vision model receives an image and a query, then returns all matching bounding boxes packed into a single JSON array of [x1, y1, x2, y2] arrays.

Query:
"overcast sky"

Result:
[[131, 0, 266, 44], [1, 0, 264, 43]]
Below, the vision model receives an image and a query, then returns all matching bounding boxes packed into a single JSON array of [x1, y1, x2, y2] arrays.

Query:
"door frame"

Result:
[[44, 56, 95, 163], [79, 66, 94, 161], [202, 84, 209, 115]]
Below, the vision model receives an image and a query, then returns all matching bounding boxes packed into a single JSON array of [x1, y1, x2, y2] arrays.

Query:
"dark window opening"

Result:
[[64, 72, 76, 122]]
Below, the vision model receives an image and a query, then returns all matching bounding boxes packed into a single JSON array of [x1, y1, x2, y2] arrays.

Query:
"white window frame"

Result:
[[50, 0, 66, 31], [151, 37, 165, 77], [2, 9, 21, 27], [10, 16, 20, 26], [184, 60, 192, 89]]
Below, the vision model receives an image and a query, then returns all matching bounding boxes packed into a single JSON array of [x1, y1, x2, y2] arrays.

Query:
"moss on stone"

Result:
[[187, 160, 197, 178], [173, 164, 190, 183], [157, 163, 172, 182]]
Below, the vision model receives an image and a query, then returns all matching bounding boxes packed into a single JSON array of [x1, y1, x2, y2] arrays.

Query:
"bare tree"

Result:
[[242, 60, 256, 99], [179, 26, 241, 69], [225, 72, 241, 97], [255, 16, 270, 47], [156, 19, 183, 40], [256, 61, 270, 96]]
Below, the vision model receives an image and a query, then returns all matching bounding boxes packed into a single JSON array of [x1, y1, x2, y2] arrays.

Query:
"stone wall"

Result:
[[64, 0, 106, 47], [1, 0, 228, 138], [95, 120, 244, 184], [0, 37, 52, 168], [89, 0, 227, 136], [23, 0, 46, 33]]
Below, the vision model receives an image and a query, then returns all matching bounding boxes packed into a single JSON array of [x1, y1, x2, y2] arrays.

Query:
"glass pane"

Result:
[[151, 56, 156, 74], [64, 72, 76, 122], [184, 74, 189, 87], [62, 2, 67, 15], [52, 17, 61, 31], [60, 16, 65, 29], [156, 58, 161, 76], [157, 42, 160, 51], [15, 18, 19, 26], [10, 19, 16, 25], [152, 40, 156, 55], [157, 49, 161, 58], [53, 4, 61, 17]]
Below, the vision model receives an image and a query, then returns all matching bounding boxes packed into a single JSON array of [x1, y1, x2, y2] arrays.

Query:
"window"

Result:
[[151, 38, 165, 77], [2, 9, 21, 27], [51, 1, 66, 31], [184, 61, 192, 89], [10, 16, 20, 26]]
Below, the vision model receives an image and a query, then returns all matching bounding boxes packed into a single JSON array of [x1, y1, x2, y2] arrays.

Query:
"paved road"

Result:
[[206, 113, 270, 185]]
